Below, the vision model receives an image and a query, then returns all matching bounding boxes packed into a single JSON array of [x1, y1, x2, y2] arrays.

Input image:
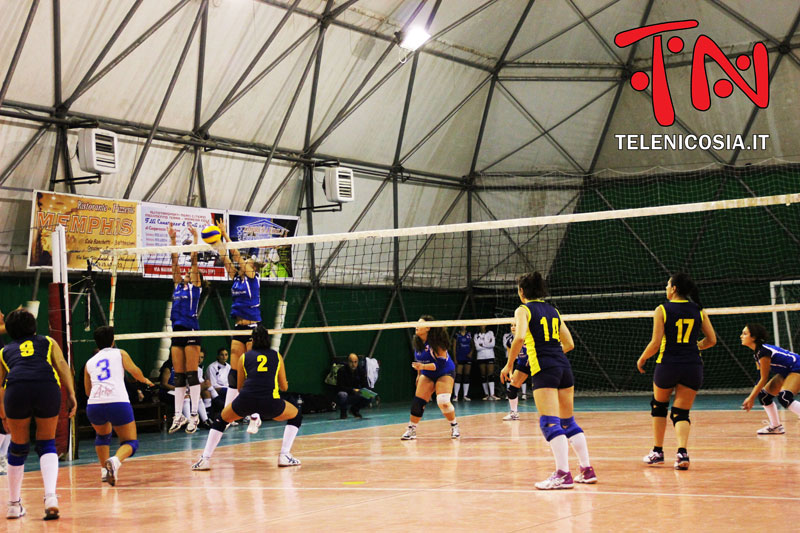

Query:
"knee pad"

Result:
[[778, 390, 794, 408], [174, 372, 187, 387], [121, 439, 139, 457], [8, 441, 30, 466], [560, 416, 583, 438], [670, 407, 690, 425], [95, 433, 113, 447], [410, 396, 427, 418], [539, 415, 565, 442], [650, 396, 669, 418], [35, 439, 57, 457], [455, 373, 463, 383], [186, 370, 200, 386], [507, 385, 519, 400], [227, 369, 238, 388], [287, 412, 303, 428], [758, 389, 774, 406], [437, 393, 454, 413], [211, 418, 228, 432]]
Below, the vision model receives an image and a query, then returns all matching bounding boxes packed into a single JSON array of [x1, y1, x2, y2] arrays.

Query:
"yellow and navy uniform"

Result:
[[520, 300, 569, 376], [232, 348, 287, 420], [656, 300, 703, 365], [0, 335, 60, 386]]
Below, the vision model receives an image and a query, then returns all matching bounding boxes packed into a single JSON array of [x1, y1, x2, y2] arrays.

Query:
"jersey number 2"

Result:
[[539, 317, 560, 342], [256, 354, 269, 372], [675, 319, 695, 343]]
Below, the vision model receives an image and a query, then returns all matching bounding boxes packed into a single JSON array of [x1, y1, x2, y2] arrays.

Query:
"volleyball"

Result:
[[201, 225, 222, 244]]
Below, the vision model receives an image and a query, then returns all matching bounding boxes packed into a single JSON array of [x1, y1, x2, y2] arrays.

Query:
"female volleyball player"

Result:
[[191, 326, 302, 470], [167, 223, 204, 434], [740, 323, 800, 435], [502, 324, 529, 421], [452, 325, 473, 401], [500, 273, 596, 489], [475, 325, 498, 400], [85, 326, 154, 486], [637, 273, 716, 470], [401, 316, 460, 440], [217, 222, 264, 434], [0, 309, 76, 520]]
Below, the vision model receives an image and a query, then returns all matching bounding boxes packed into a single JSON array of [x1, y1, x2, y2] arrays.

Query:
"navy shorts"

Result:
[[455, 357, 472, 365], [421, 357, 457, 382], [514, 359, 531, 375], [531, 365, 574, 390], [231, 393, 286, 420], [4, 381, 61, 419], [231, 322, 258, 345], [654, 363, 703, 391], [171, 324, 200, 347], [86, 402, 135, 426]]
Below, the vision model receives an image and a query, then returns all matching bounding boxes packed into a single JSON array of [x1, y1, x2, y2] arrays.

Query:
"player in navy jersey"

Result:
[[452, 326, 473, 401], [501, 273, 596, 489], [191, 326, 302, 470], [218, 222, 264, 434], [0, 308, 9, 476], [0, 309, 76, 520], [167, 223, 205, 434], [401, 316, 460, 440], [740, 323, 800, 435], [501, 325, 530, 421], [637, 273, 716, 470]]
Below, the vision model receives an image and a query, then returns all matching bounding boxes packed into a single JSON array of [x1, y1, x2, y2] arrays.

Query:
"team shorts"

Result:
[[531, 365, 574, 390], [231, 393, 286, 420], [421, 357, 457, 382], [231, 322, 259, 345], [86, 402, 135, 426], [455, 356, 472, 365], [4, 381, 61, 419], [653, 363, 703, 391], [171, 324, 200, 347], [514, 358, 531, 375]]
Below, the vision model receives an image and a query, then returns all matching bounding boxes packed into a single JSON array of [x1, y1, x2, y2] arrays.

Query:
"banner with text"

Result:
[[227, 211, 299, 280]]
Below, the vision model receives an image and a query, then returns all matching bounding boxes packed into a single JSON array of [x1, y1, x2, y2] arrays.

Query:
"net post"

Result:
[[109, 254, 119, 327], [271, 281, 289, 352]]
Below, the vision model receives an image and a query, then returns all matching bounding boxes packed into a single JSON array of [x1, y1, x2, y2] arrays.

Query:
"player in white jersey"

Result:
[[84, 327, 153, 486]]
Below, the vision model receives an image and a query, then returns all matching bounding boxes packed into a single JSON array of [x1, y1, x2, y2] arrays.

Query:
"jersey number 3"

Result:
[[675, 319, 695, 343], [256, 354, 269, 372], [539, 317, 561, 342]]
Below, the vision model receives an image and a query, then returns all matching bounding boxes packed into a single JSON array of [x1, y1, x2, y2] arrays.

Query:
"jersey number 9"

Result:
[[19, 340, 34, 357], [539, 317, 561, 342]]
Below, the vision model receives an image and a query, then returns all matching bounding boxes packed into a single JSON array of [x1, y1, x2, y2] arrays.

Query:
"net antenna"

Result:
[[50, 225, 75, 460]]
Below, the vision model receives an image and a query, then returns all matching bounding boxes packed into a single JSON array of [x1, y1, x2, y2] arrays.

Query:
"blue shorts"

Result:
[[231, 323, 259, 345], [231, 393, 286, 420], [455, 356, 472, 365], [86, 402, 135, 426], [171, 324, 200, 347], [421, 357, 456, 382], [4, 380, 61, 419], [654, 363, 703, 391], [514, 358, 531, 375], [531, 365, 574, 390]]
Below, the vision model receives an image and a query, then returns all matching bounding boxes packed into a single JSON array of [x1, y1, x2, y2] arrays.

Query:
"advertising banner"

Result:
[[227, 211, 299, 280]]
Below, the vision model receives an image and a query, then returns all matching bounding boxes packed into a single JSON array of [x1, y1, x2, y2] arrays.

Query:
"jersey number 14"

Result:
[[539, 317, 561, 342]]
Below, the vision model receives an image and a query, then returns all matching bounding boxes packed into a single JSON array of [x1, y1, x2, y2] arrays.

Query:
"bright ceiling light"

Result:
[[399, 26, 430, 51]]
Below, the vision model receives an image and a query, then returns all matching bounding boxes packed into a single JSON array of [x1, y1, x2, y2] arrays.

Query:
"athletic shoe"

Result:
[[757, 423, 785, 435], [452, 396, 459, 402], [6, 500, 25, 519], [168, 414, 187, 434], [278, 453, 301, 467], [535, 470, 574, 490], [450, 423, 460, 439], [503, 411, 520, 421], [489, 395, 499, 401], [674, 451, 690, 470], [575, 465, 597, 484], [185, 414, 199, 434], [462, 396, 471, 402], [643, 450, 665, 466], [104, 456, 121, 487], [401, 425, 417, 440], [482, 395, 490, 401], [0, 455, 7, 475], [247, 416, 262, 434], [43, 494, 59, 520], [191, 456, 211, 471], [520, 394, 527, 401], [101, 467, 108, 483], [200, 419, 213, 430]]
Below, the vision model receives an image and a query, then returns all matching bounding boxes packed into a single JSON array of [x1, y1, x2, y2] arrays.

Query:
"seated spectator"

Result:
[[336, 353, 373, 419], [206, 347, 231, 418]]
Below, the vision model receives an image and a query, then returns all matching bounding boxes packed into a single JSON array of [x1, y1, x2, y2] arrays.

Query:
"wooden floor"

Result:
[[4, 406, 800, 532]]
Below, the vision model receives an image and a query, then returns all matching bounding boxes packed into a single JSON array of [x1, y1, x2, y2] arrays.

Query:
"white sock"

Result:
[[182, 398, 191, 419], [0, 433, 10, 455], [488, 382, 495, 396], [789, 401, 800, 417], [569, 432, 591, 468], [549, 434, 570, 473], [463, 384, 470, 396], [454, 383, 461, 396], [251, 414, 260, 422], [281, 424, 299, 455], [408, 422, 417, 428], [450, 418, 458, 425], [8, 464, 24, 501], [509, 397, 518, 412], [203, 429, 224, 459], [198, 401, 208, 422], [209, 388, 219, 399], [173, 386, 186, 416], [40, 453, 59, 495], [189, 384, 201, 416], [203, 397, 212, 408], [225, 387, 238, 406], [482, 382, 489, 395], [764, 402, 781, 427], [521, 383, 527, 395]]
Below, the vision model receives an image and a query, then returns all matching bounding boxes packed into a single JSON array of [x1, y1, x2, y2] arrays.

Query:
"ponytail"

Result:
[[670, 272, 702, 309]]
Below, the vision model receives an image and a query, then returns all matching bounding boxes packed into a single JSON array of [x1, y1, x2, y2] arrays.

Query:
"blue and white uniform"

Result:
[[0, 335, 62, 418], [520, 300, 573, 390], [504, 332, 530, 374], [653, 300, 704, 390], [415, 342, 456, 381], [85, 348, 135, 426], [171, 282, 201, 347], [454, 331, 472, 364], [754, 344, 800, 377], [231, 274, 261, 344]]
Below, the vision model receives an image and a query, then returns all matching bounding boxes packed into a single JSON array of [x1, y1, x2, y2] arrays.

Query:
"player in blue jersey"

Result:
[[740, 322, 800, 435], [191, 326, 302, 470], [637, 273, 716, 470], [218, 222, 264, 434], [452, 325, 473, 401], [501, 324, 529, 421], [501, 272, 596, 489], [0, 309, 77, 520], [401, 316, 460, 440], [167, 223, 205, 434], [0, 308, 9, 476]]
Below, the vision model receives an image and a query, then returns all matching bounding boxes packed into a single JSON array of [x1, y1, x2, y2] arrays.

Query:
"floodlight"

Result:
[[399, 26, 430, 51]]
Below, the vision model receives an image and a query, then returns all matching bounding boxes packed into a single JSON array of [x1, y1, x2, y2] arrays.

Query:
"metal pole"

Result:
[[143, 146, 191, 202], [0, 125, 48, 186], [0, 0, 40, 110]]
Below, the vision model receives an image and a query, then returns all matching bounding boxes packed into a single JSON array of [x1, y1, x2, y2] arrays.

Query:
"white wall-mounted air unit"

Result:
[[323, 167, 354, 203], [77, 128, 119, 174]]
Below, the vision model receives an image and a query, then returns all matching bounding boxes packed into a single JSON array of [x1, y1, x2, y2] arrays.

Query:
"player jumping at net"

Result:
[[740, 323, 800, 435], [637, 273, 716, 470], [0, 309, 77, 520], [401, 316, 460, 440], [217, 222, 263, 435], [501, 324, 529, 421], [85, 326, 154, 486], [167, 223, 205, 434], [192, 325, 302, 470], [501, 272, 596, 489]]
